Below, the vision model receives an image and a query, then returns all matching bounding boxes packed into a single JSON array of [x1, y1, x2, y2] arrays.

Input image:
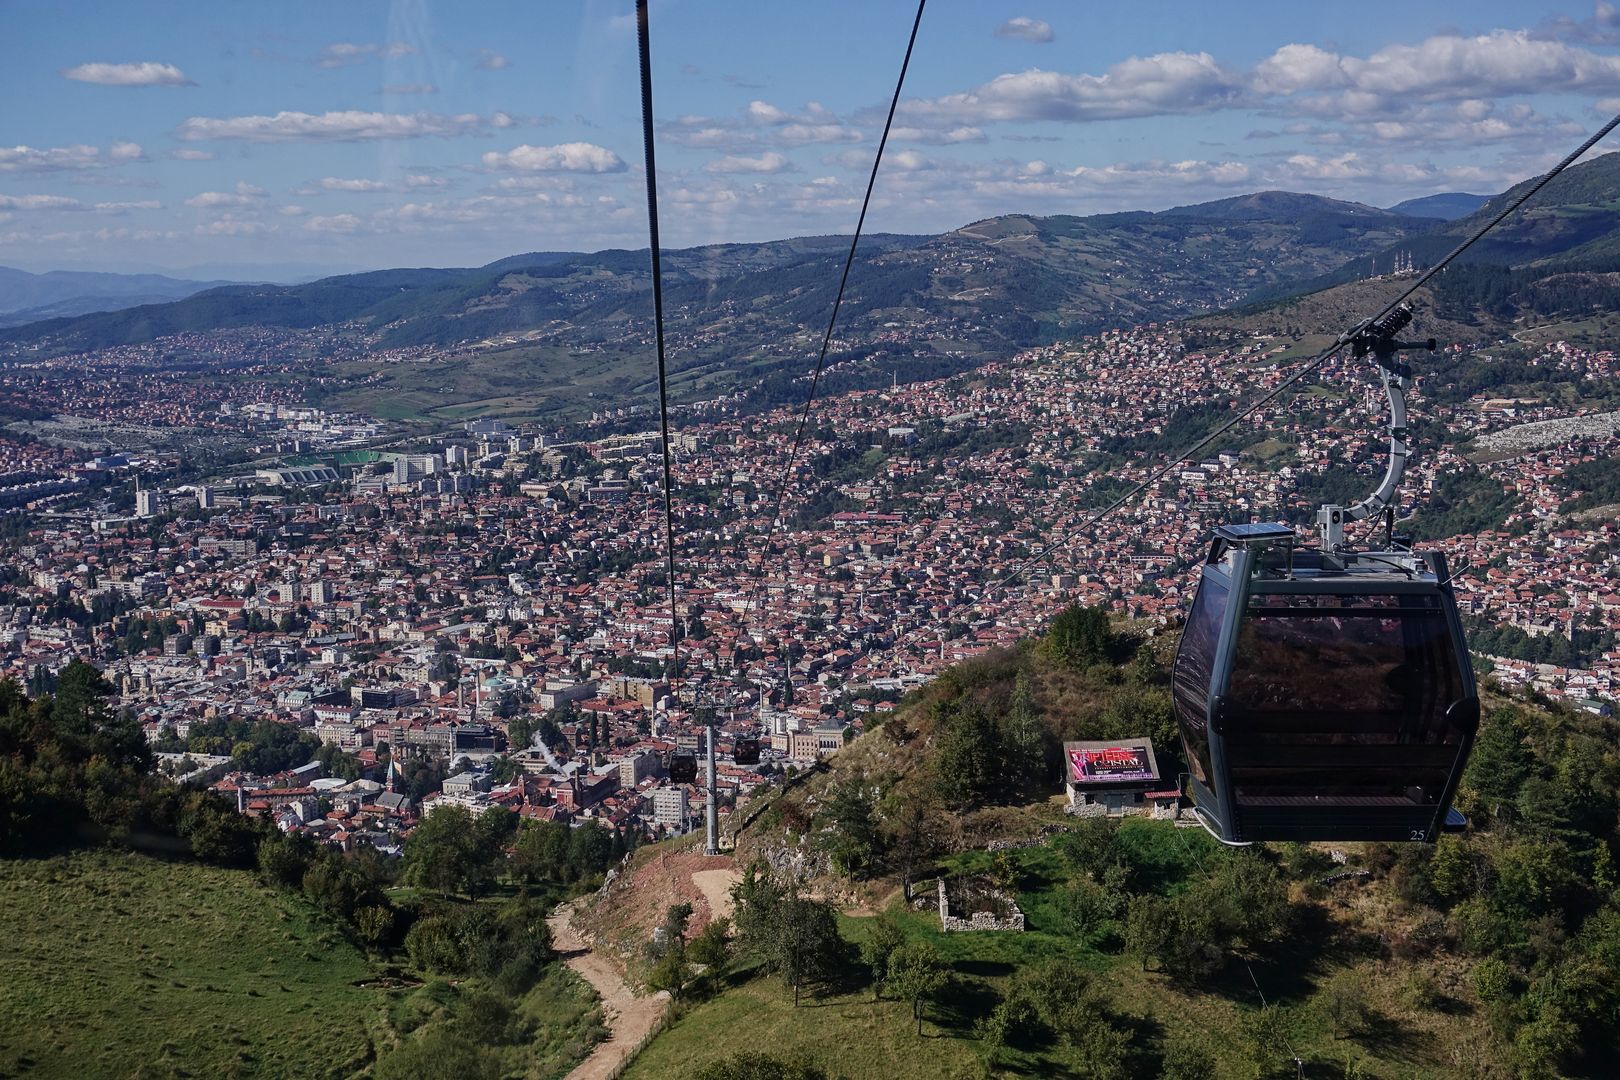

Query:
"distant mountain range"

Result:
[[0, 267, 243, 328], [8, 157, 1620, 400], [1223, 153, 1620, 340], [0, 192, 1445, 359], [1385, 193, 1490, 220]]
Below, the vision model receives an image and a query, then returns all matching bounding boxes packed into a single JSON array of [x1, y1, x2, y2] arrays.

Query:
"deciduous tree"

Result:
[[887, 941, 947, 1036], [858, 916, 906, 1001]]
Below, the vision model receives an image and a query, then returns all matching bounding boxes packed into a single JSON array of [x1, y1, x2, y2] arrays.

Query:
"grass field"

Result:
[[0, 849, 383, 1079], [0, 850, 605, 1080], [310, 343, 662, 426], [625, 822, 1485, 1079]]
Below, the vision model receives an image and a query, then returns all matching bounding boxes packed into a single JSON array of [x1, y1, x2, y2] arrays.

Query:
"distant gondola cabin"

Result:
[[1063, 739, 1162, 816]]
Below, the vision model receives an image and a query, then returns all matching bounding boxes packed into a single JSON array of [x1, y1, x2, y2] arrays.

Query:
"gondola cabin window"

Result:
[[1172, 570, 1227, 790], [1223, 593, 1469, 806]]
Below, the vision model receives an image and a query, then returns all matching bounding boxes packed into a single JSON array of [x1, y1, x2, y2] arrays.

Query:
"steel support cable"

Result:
[[636, 0, 682, 695], [970, 109, 1620, 609], [730, 0, 927, 663]]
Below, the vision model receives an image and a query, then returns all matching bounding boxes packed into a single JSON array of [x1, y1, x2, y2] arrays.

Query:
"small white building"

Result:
[[1062, 738, 1175, 818]]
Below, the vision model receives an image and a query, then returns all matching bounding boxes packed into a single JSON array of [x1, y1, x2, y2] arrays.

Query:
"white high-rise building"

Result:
[[653, 786, 689, 831]]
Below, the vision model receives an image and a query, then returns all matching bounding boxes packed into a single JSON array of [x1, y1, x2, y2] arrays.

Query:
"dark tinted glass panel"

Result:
[[1173, 571, 1228, 787], [668, 754, 697, 783], [1223, 591, 1467, 803], [734, 738, 760, 765]]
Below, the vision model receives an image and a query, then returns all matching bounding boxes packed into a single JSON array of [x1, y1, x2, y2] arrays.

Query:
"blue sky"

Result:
[[5, 0, 1620, 275]]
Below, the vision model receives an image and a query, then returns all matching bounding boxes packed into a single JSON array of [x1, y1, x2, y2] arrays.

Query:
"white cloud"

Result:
[[280, 205, 309, 217], [317, 42, 417, 68], [0, 142, 145, 172], [777, 123, 862, 146], [0, 145, 103, 171], [93, 200, 161, 213], [902, 53, 1243, 125], [177, 111, 511, 142], [1067, 158, 1252, 187], [704, 151, 792, 174], [195, 216, 273, 236], [891, 150, 937, 172], [889, 126, 987, 145], [747, 100, 790, 124], [61, 61, 193, 86], [995, 17, 1054, 44], [666, 126, 745, 149], [668, 101, 864, 149], [1256, 31, 1620, 109], [476, 50, 511, 71], [185, 181, 268, 208], [406, 174, 451, 188], [1252, 44, 1350, 95], [304, 213, 363, 233], [1535, 3, 1620, 46], [172, 148, 214, 161], [482, 142, 627, 173], [1276, 152, 1369, 181], [0, 194, 84, 210], [668, 187, 744, 208], [375, 201, 491, 225], [493, 175, 575, 191], [319, 177, 389, 192], [1357, 101, 1582, 145]]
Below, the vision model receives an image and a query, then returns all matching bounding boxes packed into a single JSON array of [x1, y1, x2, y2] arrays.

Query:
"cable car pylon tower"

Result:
[[704, 702, 720, 856]]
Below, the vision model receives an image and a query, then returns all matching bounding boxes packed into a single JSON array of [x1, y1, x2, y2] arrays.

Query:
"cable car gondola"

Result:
[[666, 751, 698, 784], [733, 737, 761, 766], [1172, 306, 1478, 844]]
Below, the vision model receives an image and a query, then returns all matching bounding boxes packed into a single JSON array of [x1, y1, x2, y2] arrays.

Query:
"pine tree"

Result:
[[1004, 670, 1046, 785]]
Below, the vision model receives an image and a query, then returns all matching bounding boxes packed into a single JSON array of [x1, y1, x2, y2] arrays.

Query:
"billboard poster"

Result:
[[1068, 745, 1155, 783]]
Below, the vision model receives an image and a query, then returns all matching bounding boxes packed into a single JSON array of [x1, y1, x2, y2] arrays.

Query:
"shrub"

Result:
[[691, 1053, 828, 1080], [1472, 957, 1514, 1003], [405, 916, 462, 975], [1158, 1035, 1216, 1080]]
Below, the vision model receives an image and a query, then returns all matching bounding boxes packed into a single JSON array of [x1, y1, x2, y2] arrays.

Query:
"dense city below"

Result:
[[1, 314, 1618, 855]]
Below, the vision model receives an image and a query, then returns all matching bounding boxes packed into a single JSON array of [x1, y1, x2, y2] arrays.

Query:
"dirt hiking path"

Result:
[[691, 867, 741, 922], [549, 900, 670, 1080]]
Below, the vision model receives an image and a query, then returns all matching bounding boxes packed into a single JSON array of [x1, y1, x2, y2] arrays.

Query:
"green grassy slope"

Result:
[[0, 849, 382, 1079], [0, 849, 607, 1080]]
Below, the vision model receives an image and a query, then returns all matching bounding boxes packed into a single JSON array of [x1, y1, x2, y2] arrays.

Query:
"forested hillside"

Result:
[[629, 608, 1620, 1080]]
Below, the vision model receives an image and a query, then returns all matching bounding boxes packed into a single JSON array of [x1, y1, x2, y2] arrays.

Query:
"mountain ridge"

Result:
[[1385, 192, 1489, 220], [0, 265, 242, 326], [0, 190, 1443, 363]]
